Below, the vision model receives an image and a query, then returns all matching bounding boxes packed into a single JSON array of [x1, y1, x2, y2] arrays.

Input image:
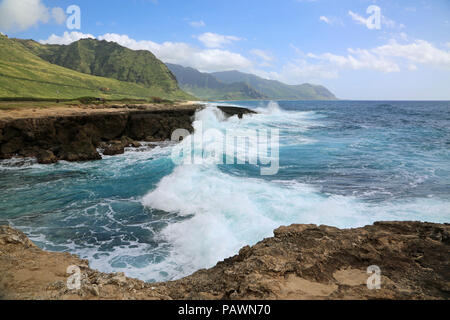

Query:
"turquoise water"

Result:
[[1, 100, 449, 282]]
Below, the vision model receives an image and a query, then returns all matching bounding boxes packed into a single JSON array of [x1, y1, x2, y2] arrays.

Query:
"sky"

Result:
[[0, 0, 449, 100]]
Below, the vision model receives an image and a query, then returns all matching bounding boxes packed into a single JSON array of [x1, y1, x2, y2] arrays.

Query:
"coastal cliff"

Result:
[[0, 103, 254, 164], [0, 221, 448, 300]]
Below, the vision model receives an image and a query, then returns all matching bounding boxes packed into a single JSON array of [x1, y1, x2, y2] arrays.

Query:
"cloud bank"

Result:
[[40, 31, 252, 73], [0, 0, 66, 31], [196, 32, 243, 48]]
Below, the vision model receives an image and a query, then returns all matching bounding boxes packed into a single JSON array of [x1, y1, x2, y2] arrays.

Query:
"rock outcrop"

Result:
[[0, 221, 448, 300], [217, 106, 257, 119], [0, 104, 255, 163]]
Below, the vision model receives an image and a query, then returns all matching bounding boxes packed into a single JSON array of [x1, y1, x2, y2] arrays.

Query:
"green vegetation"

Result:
[[0, 100, 75, 111], [0, 35, 194, 101], [18, 38, 181, 92], [179, 83, 267, 101], [166, 63, 267, 100], [212, 70, 337, 100], [0, 97, 175, 111]]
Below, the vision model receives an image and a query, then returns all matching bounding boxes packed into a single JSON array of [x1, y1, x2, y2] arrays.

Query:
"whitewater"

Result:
[[1, 100, 449, 282]]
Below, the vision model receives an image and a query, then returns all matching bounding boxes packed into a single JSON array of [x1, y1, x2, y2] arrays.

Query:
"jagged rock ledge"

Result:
[[0, 103, 255, 164], [0, 221, 448, 300]]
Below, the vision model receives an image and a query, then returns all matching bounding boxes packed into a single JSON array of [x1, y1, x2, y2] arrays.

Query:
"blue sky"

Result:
[[1, 0, 449, 100]]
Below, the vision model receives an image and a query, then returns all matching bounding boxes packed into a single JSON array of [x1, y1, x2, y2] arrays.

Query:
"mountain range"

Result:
[[0, 34, 336, 101], [165, 63, 267, 100], [212, 71, 336, 100], [167, 64, 336, 100]]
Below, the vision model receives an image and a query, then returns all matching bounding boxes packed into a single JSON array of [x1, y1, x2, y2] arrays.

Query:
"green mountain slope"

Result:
[[18, 38, 181, 93], [212, 70, 337, 100], [166, 63, 267, 100], [2, 36, 193, 100]]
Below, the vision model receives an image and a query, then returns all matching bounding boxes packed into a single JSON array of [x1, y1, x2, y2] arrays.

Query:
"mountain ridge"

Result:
[[167, 62, 336, 100], [166, 63, 268, 100], [15, 38, 183, 95], [212, 70, 337, 100]]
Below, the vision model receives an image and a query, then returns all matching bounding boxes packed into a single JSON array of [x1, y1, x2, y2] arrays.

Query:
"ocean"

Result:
[[1, 100, 449, 282]]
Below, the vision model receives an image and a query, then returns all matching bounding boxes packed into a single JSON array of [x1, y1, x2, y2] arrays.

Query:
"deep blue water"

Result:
[[1, 100, 449, 282]]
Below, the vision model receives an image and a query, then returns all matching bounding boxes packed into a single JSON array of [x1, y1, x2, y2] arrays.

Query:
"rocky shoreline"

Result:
[[1, 104, 448, 300], [0, 103, 255, 164], [0, 221, 448, 300]]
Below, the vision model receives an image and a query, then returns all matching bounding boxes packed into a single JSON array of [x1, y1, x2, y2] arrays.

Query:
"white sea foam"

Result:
[[140, 102, 450, 281], [0, 157, 41, 170], [142, 160, 450, 280]]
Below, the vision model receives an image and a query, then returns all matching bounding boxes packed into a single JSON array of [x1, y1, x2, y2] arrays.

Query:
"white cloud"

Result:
[[40, 31, 95, 45], [40, 31, 252, 72], [319, 16, 331, 25], [189, 20, 205, 28], [306, 39, 450, 74], [250, 49, 274, 62], [319, 15, 343, 26], [289, 44, 304, 56], [348, 10, 404, 29], [100, 33, 251, 72], [51, 7, 66, 25], [0, 0, 66, 31], [263, 38, 450, 84], [308, 49, 400, 73], [0, 0, 49, 31], [398, 32, 409, 41], [382, 15, 404, 29], [196, 32, 243, 48], [373, 39, 450, 68], [348, 10, 367, 25], [271, 59, 339, 83]]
